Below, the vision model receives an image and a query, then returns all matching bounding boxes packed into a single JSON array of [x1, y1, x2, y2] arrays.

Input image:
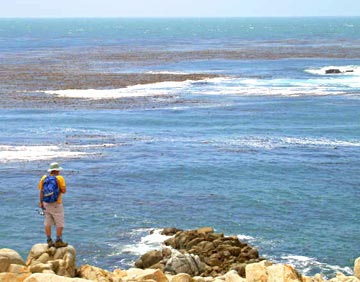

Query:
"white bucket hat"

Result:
[[48, 162, 63, 172]]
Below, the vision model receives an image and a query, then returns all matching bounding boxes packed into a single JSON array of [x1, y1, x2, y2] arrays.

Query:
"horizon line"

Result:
[[1, 15, 360, 19]]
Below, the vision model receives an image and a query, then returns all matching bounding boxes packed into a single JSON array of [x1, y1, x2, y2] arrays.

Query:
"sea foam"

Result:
[[280, 255, 353, 278], [0, 145, 88, 163], [42, 80, 192, 100]]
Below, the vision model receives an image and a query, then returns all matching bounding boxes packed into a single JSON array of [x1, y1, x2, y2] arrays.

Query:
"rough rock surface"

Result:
[[26, 244, 76, 277], [23, 273, 91, 281], [136, 227, 263, 277], [164, 250, 205, 276]]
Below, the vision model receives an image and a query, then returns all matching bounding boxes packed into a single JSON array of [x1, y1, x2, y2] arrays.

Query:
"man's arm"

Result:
[[57, 176, 66, 194], [39, 176, 45, 208]]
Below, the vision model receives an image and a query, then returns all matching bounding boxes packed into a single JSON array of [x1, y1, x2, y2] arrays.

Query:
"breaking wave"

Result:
[[305, 65, 360, 76]]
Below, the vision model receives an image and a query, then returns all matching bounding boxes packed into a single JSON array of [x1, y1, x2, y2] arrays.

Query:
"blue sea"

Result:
[[0, 18, 359, 279]]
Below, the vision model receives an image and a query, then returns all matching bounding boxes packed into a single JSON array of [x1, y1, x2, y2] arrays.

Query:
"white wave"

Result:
[[280, 255, 353, 277], [305, 65, 360, 76], [0, 145, 88, 163], [41, 80, 192, 100], [214, 136, 360, 151], [237, 234, 256, 241], [115, 228, 173, 256], [39, 70, 360, 100], [191, 77, 355, 97]]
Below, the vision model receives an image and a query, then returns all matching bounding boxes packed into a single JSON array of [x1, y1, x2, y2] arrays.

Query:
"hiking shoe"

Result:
[[54, 239, 68, 248], [47, 238, 54, 248]]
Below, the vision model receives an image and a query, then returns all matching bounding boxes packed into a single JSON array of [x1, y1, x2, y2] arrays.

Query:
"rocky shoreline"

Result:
[[1, 227, 359, 282]]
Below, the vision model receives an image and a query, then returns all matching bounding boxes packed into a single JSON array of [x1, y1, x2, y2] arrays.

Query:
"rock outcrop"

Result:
[[26, 244, 76, 277], [135, 227, 263, 277], [0, 248, 32, 282], [2, 228, 360, 282], [325, 68, 354, 74]]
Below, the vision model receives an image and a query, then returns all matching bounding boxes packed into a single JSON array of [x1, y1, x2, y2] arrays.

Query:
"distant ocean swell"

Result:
[[1, 134, 359, 163], [35, 64, 360, 100]]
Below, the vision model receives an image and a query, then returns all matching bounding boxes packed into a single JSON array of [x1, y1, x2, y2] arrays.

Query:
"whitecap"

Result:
[[110, 228, 174, 256], [212, 136, 360, 151], [280, 254, 353, 278], [40, 80, 193, 100], [305, 65, 360, 76], [237, 234, 256, 241], [0, 145, 89, 163]]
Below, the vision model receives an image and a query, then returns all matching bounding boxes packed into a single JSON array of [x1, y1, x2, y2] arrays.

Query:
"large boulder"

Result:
[[170, 273, 193, 282], [0, 248, 30, 281], [0, 257, 10, 273], [23, 273, 92, 281], [0, 272, 32, 282], [165, 251, 205, 276], [26, 244, 76, 277], [266, 264, 302, 282], [354, 257, 360, 280], [76, 264, 121, 282], [0, 249, 26, 268], [132, 268, 169, 282], [329, 272, 360, 282], [245, 260, 272, 282], [223, 270, 246, 282], [161, 228, 183, 236], [135, 250, 164, 269]]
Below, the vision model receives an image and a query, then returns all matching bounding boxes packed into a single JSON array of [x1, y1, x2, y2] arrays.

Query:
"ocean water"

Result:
[[0, 18, 360, 279]]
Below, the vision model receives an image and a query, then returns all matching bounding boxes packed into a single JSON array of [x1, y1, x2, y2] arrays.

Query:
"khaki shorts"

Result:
[[43, 202, 65, 228]]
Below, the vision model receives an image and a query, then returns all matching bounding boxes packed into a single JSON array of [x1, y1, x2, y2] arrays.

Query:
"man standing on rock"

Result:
[[38, 162, 68, 248]]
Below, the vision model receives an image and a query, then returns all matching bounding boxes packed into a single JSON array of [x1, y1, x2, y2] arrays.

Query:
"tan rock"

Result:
[[245, 261, 272, 282], [23, 273, 92, 281], [266, 264, 302, 282], [37, 253, 50, 264], [7, 264, 30, 274], [224, 270, 245, 282], [329, 272, 360, 282], [29, 262, 52, 273], [138, 250, 163, 269], [27, 245, 49, 263], [170, 273, 193, 282], [301, 276, 313, 282], [0, 272, 31, 282], [197, 227, 214, 234], [355, 257, 360, 280], [54, 246, 76, 261], [313, 273, 325, 282], [0, 256, 10, 273], [0, 249, 25, 266], [77, 264, 113, 282], [113, 268, 128, 278], [126, 267, 147, 279], [192, 276, 206, 282], [135, 269, 168, 282], [27, 244, 76, 277]]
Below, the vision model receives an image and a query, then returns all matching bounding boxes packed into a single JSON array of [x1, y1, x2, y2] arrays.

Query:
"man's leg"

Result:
[[56, 227, 63, 238], [45, 225, 51, 237], [45, 225, 53, 247], [53, 204, 67, 248]]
